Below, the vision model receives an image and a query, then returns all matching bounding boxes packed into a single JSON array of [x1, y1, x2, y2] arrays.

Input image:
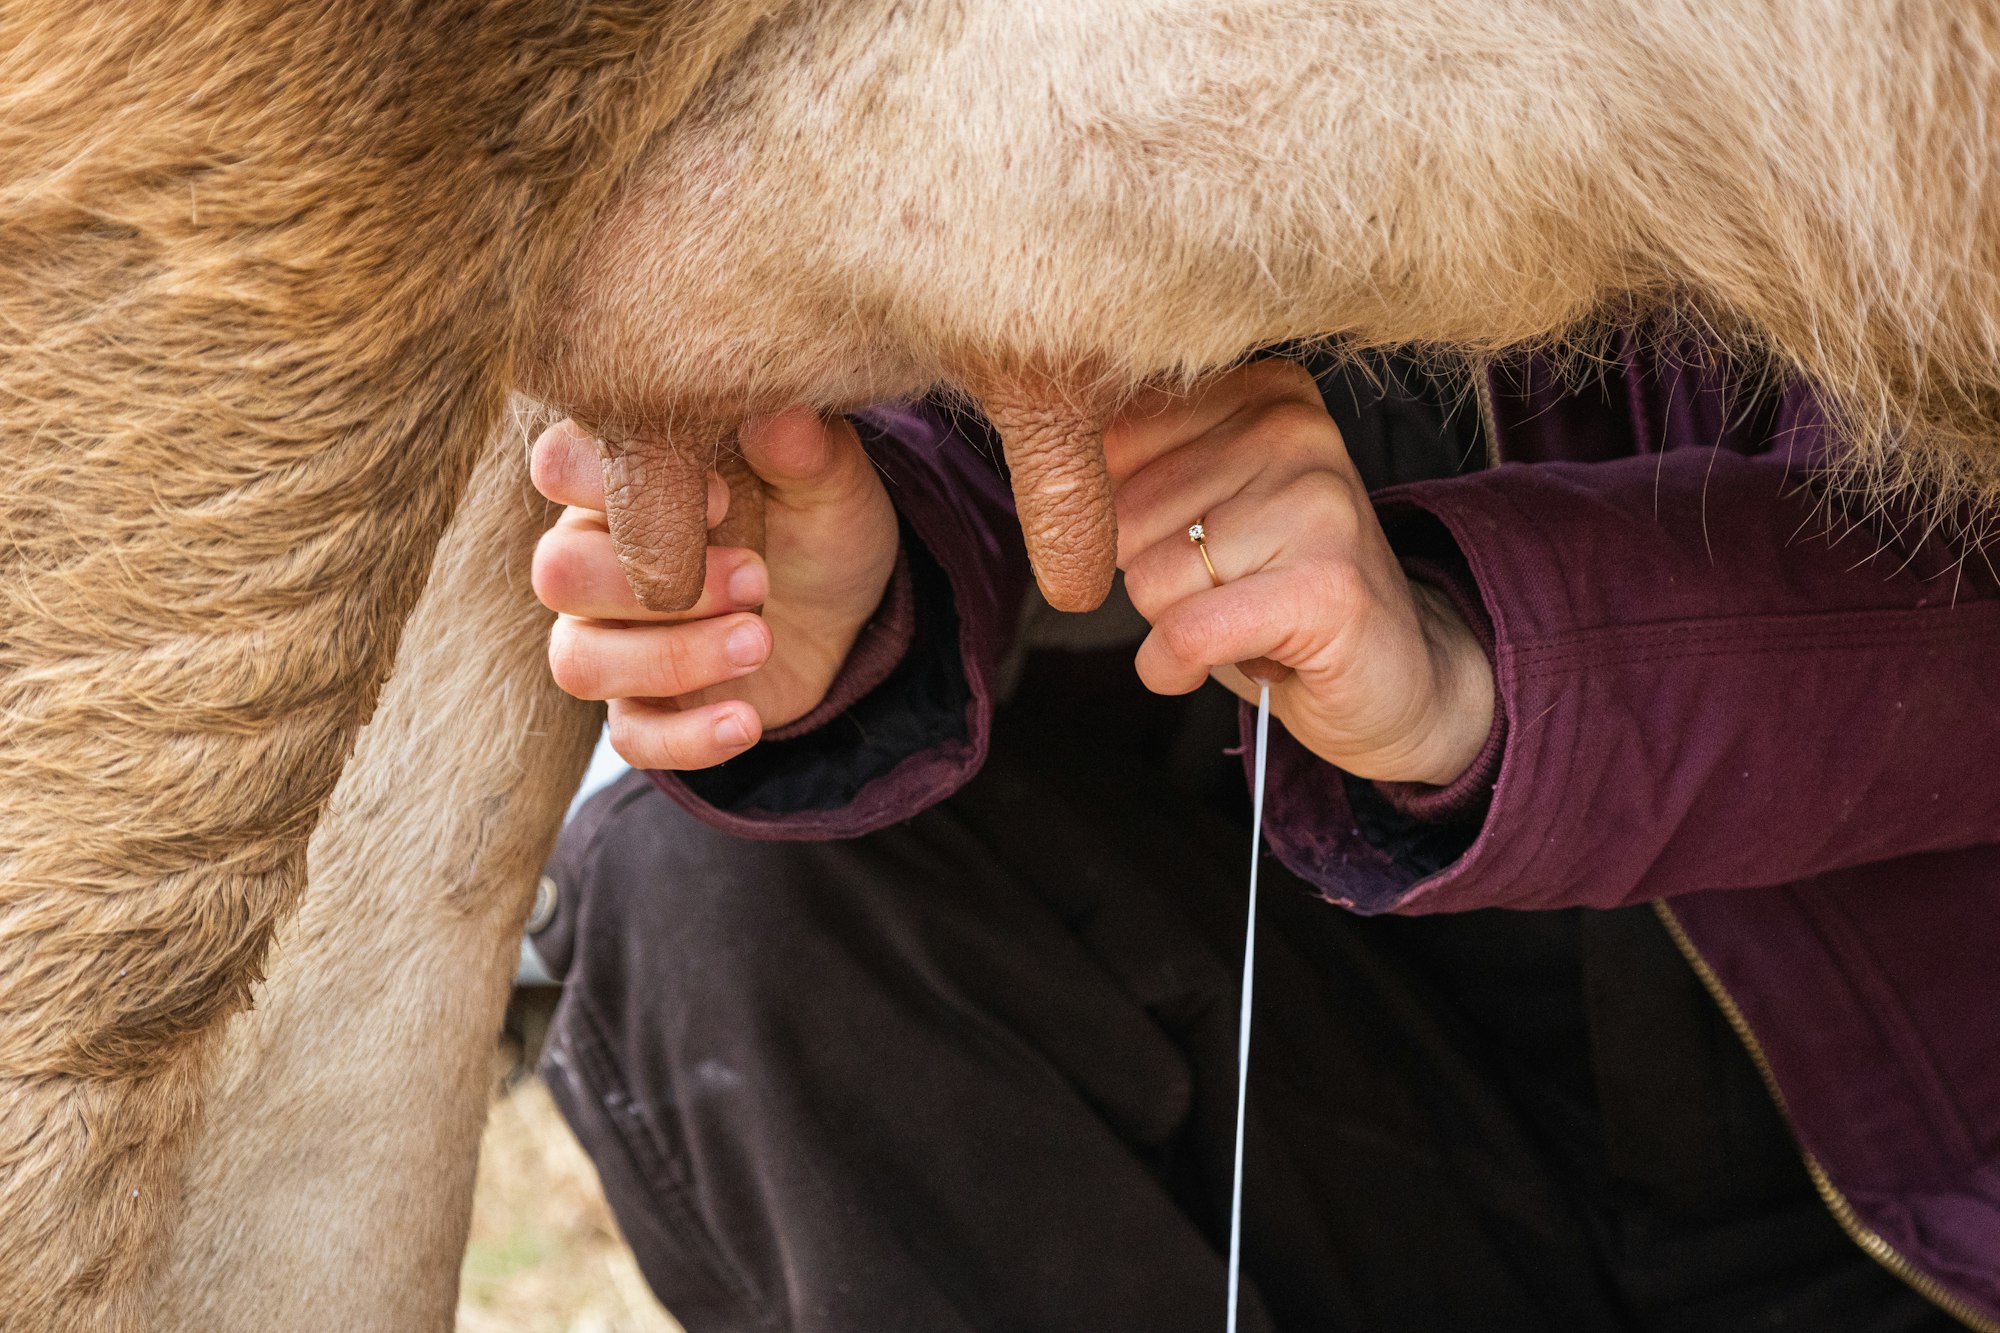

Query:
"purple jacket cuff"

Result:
[[1263, 446, 2000, 915]]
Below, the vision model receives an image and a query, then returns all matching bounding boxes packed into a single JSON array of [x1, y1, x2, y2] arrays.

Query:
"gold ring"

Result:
[[1188, 521, 1223, 588]]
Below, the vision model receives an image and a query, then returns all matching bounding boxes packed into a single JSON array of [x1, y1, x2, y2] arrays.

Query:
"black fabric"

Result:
[[538, 674, 1959, 1333], [1339, 771, 1485, 878], [1307, 347, 1487, 486]]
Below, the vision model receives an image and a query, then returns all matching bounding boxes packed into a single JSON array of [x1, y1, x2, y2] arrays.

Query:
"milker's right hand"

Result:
[[531, 409, 899, 770]]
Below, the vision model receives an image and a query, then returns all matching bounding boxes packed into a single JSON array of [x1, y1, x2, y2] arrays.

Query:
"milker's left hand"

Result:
[[1106, 360, 1495, 787]]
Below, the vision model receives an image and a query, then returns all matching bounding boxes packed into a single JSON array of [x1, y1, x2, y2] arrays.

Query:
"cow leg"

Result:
[[152, 404, 602, 1331], [0, 393, 475, 1331], [0, 7, 774, 1326]]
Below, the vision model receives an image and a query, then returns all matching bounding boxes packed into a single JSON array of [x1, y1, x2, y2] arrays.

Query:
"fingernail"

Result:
[[714, 712, 751, 749], [727, 559, 768, 605], [707, 473, 730, 529], [724, 621, 767, 667]]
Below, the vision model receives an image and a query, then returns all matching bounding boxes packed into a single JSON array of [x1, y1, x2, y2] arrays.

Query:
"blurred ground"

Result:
[[456, 1071, 682, 1333]]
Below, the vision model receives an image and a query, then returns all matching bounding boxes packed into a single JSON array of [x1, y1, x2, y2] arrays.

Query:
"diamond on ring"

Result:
[[1190, 520, 1224, 587]]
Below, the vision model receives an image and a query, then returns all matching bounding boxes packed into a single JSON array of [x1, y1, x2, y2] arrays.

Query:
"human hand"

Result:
[[532, 409, 898, 769], [1106, 361, 1495, 786]]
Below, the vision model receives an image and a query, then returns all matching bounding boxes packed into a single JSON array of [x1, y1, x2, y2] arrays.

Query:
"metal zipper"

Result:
[[1652, 900, 1997, 1332], [1471, 361, 1502, 471]]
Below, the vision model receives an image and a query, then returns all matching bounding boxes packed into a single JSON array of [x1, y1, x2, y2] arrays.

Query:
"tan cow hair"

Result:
[[150, 402, 601, 1329], [537, 0, 2000, 585], [6, 0, 2000, 1324], [0, 4, 774, 1326]]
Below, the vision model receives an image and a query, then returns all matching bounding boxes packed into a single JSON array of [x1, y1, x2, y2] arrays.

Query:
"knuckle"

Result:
[[1159, 609, 1215, 664], [546, 625, 600, 697], [1287, 467, 1360, 516], [1247, 358, 1315, 395], [1313, 558, 1367, 617], [1137, 632, 1200, 695], [606, 707, 674, 770], [530, 531, 581, 610], [605, 707, 645, 762], [1257, 398, 1330, 442], [646, 624, 702, 693], [1285, 472, 1367, 546]]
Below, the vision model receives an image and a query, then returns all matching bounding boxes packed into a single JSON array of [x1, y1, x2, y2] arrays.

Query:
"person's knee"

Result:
[[536, 768, 865, 994]]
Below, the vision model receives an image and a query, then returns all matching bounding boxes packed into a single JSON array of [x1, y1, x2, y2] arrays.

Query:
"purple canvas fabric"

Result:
[[652, 349, 2000, 1324], [1355, 355, 2000, 1324]]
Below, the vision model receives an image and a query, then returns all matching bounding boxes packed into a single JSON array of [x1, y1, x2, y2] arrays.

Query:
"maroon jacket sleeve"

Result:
[[648, 404, 1031, 840], [1259, 441, 2000, 913]]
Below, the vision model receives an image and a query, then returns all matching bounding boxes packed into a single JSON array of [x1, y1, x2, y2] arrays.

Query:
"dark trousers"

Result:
[[534, 679, 1960, 1333]]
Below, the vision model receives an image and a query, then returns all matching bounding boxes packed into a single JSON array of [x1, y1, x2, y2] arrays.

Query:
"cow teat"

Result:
[[962, 366, 1121, 614], [592, 425, 766, 613]]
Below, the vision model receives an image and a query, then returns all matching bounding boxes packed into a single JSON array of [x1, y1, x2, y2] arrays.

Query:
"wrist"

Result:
[[758, 484, 899, 725], [762, 534, 912, 738], [1406, 580, 1497, 786], [809, 530, 900, 688]]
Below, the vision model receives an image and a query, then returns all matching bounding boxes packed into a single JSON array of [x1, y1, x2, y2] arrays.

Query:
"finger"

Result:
[[548, 612, 771, 702], [1110, 427, 1269, 566], [606, 697, 762, 771], [1125, 483, 1356, 687], [534, 523, 768, 621], [1114, 402, 1359, 565], [1102, 360, 1322, 485], [1130, 514, 1295, 686], [1132, 568, 1339, 695], [1122, 478, 1353, 620], [738, 409, 879, 515], [530, 419, 606, 509]]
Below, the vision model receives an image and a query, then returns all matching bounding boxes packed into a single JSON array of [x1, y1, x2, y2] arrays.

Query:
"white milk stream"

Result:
[[1225, 682, 1272, 1333]]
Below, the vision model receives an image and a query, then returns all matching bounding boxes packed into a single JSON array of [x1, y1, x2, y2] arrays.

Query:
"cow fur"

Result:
[[0, 4, 772, 1325], [536, 0, 2000, 609], [150, 404, 600, 1330], [5, 0, 1999, 1324]]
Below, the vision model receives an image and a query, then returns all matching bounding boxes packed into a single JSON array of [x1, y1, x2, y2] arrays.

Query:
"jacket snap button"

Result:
[[525, 874, 559, 935]]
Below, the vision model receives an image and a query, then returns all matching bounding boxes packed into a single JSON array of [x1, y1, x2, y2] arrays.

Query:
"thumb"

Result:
[[738, 408, 876, 513]]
